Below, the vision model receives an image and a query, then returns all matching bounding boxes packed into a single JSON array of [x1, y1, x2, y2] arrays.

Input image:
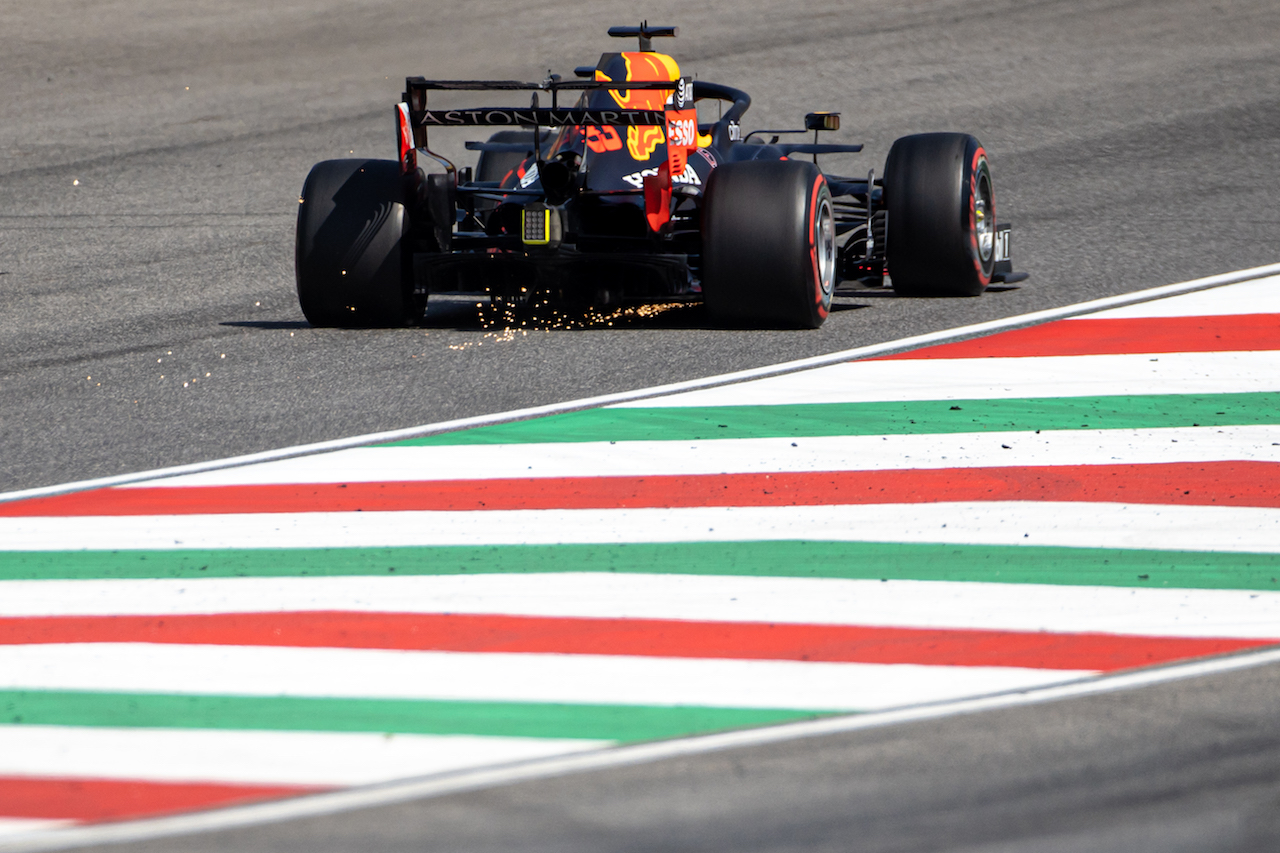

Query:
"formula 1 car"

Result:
[[295, 23, 1027, 329]]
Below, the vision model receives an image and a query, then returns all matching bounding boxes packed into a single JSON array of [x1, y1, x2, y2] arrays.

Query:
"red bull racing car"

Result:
[[295, 24, 1026, 329]]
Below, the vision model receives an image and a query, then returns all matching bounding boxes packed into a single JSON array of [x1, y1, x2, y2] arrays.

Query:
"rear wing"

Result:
[[399, 76, 699, 189], [401, 77, 677, 144]]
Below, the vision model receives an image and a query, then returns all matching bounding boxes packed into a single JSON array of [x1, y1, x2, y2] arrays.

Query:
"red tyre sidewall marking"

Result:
[[809, 173, 830, 318], [968, 146, 992, 286]]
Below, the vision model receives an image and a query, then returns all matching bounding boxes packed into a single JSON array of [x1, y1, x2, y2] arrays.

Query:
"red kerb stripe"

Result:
[[4, 462, 1278, 516], [0, 775, 322, 822], [874, 314, 1280, 359], [1, 612, 1270, 672]]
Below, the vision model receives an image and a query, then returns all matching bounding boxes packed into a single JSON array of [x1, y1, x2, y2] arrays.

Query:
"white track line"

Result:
[[4, 264, 1278, 505], [5, 647, 1279, 853], [0, 823, 73, 842], [5, 502, 1280, 553], [0, 726, 605, 788], [0, 644, 1086, 713], [1081, 275, 1280, 318], [5, 575, 1279, 639], [126, 426, 1280, 486], [612, 350, 1280, 408]]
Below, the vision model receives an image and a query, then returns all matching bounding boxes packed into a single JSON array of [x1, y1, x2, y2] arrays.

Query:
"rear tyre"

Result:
[[295, 159, 420, 327], [701, 160, 835, 329], [884, 132, 995, 297]]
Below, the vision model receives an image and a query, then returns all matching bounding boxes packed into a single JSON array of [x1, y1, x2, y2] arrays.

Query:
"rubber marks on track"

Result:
[[1, 274, 1279, 841]]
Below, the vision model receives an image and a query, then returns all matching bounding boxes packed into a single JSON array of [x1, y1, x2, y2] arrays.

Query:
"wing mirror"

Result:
[[805, 112, 840, 132]]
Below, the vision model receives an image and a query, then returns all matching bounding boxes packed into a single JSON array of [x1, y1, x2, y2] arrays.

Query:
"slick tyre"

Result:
[[295, 159, 420, 327], [884, 132, 995, 297], [702, 159, 836, 329]]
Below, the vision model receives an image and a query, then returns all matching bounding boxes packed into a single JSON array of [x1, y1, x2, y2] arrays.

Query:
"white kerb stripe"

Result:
[[3, 502, 1280, 554], [0, 725, 605, 787], [134, 426, 1280, 487], [1080, 275, 1280, 318], [613, 351, 1280, 408], [0, 823, 74, 841], [3, 575, 1278, 639], [0, 644, 1089, 713]]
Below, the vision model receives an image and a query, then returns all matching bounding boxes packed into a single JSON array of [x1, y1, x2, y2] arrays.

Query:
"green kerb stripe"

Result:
[[385, 393, 1280, 446], [3, 542, 1278, 589], [0, 690, 825, 742]]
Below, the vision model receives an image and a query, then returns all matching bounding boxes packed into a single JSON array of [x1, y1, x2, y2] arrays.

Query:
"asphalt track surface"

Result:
[[3, 0, 1279, 850]]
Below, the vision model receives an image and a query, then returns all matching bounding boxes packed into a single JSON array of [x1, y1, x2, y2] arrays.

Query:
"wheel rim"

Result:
[[974, 167, 994, 265], [816, 196, 836, 304]]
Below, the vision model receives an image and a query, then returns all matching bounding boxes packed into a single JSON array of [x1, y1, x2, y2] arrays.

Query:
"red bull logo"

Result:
[[603, 52, 681, 110], [628, 125, 665, 161], [596, 52, 681, 161]]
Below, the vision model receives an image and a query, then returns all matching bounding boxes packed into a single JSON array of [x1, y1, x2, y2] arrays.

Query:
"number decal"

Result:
[[584, 125, 623, 153]]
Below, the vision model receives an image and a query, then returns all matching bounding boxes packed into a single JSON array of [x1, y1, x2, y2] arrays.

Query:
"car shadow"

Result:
[[835, 283, 1023, 298]]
